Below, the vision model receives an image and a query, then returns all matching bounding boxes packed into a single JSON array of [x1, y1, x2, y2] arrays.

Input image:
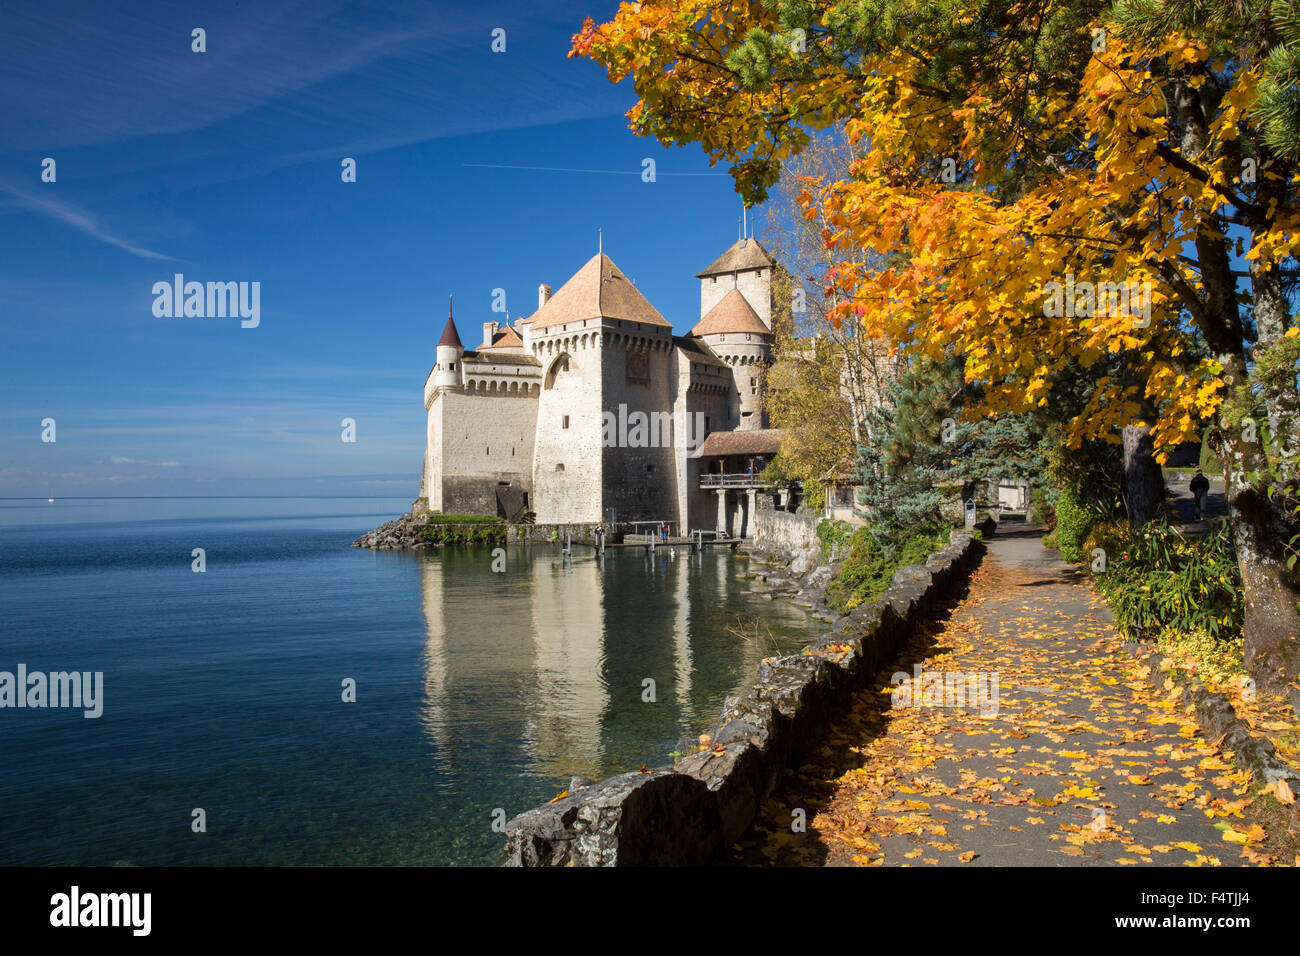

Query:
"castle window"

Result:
[[719, 333, 725, 342], [757, 270, 763, 277], [712, 276, 717, 283], [562, 415, 569, 429], [745, 333, 751, 341], [485, 447, 489, 456], [646, 465, 655, 475], [555, 463, 565, 472]]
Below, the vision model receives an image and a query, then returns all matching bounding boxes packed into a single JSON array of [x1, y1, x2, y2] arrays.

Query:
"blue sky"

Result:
[[0, 0, 758, 498]]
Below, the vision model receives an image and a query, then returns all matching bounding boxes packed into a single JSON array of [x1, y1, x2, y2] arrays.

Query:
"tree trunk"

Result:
[[1122, 423, 1164, 528], [1166, 76, 1300, 688], [1247, 186, 1300, 484], [1213, 364, 1300, 692]]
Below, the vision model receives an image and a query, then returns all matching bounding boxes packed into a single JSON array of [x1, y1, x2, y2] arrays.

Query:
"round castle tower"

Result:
[[691, 289, 771, 430], [692, 237, 776, 431], [433, 296, 463, 390]]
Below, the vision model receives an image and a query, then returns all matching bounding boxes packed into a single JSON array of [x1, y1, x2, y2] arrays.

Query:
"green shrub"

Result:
[[423, 513, 502, 524], [1197, 426, 1223, 476], [895, 528, 945, 568], [759, 454, 795, 487], [1054, 485, 1093, 562], [824, 525, 949, 613], [1094, 521, 1243, 640], [803, 480, 826, 512], [421, 515, 506, 546], [1157, 626, 1246, 683], [1031, 484, 1057, 527], [816, 519, 853, 559], [1081, 520, 1130, 574], [1041, 530, 1058, 549], [825, 529, 890, 612]]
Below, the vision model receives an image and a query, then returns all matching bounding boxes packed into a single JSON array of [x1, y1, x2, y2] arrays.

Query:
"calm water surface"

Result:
[[0, 497, 815, 865]]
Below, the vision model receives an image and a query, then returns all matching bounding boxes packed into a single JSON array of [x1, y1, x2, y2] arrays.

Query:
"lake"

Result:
[[0, 497, 815, 865]]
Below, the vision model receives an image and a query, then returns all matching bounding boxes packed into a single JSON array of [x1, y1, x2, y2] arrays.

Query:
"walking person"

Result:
[[1189, 469, 1210, 521]]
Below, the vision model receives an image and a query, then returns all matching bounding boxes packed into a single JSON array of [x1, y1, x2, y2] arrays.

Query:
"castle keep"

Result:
[[418, 237, 783, 536]]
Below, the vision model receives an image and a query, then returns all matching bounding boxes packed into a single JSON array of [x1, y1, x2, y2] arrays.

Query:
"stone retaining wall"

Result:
[[507, 523, 599, 544], [751, 508, 820, 557], [1126, 643, 1300, 789], [503, 531, 985, 866]]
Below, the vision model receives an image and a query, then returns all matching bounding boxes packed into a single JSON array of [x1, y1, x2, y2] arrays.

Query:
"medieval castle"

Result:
[[417, 236, 784, 537]]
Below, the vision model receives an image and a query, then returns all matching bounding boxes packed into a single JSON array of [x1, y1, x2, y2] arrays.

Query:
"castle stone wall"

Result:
[[532, 327, 606, 524], [600, 329, 679, 525], [432, 389, 536, 515], [699, 333, 768, 431]]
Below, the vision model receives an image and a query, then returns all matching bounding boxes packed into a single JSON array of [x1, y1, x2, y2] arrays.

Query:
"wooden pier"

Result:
[[611, 532, 743, 550]]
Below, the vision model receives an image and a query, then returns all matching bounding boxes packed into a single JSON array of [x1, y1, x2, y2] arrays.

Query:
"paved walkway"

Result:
[[733, 526, 1265, 866]]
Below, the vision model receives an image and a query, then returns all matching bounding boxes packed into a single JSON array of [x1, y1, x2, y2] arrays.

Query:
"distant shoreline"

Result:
[[0, 495, 412, 501]]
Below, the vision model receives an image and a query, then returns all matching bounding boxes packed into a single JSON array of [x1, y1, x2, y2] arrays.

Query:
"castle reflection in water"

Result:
[[414, 543, 815, 782]]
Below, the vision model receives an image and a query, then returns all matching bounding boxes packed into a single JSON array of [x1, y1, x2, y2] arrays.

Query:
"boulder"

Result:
[[805, 564, 834, 591]]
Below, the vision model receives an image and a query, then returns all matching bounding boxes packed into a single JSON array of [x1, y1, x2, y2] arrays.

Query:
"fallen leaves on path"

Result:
[[732, 554, 1278, 867]]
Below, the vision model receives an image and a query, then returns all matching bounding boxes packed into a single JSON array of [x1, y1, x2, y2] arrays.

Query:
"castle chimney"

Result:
[[482, 321, 499, 349], [538, 284, 552, 310]]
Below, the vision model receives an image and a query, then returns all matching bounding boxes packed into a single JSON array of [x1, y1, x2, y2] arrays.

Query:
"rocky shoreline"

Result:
[[736, 534, 842, 626], [350, 511, 435, 550]]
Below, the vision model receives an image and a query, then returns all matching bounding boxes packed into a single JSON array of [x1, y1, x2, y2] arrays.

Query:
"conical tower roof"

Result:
[[438, 296, 463, 349], [691, 288, 770, 337], [696, 237, 774, 278]]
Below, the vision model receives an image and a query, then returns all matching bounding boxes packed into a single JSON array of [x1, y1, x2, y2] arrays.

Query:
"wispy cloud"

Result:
[[107, 457, 182, 467], [0, 180, 175, 260]]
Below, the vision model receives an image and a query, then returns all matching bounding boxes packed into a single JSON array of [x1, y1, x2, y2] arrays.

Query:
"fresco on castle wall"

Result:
[[625, 349, 650, 387]]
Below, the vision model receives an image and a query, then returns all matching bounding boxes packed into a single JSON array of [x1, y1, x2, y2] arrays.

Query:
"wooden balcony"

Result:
[[699, 473, 772, 489]]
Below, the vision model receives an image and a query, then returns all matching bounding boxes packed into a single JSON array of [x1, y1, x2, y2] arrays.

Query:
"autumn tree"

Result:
[[762, 330, 854, 509], [572, 0, 1300, 689]]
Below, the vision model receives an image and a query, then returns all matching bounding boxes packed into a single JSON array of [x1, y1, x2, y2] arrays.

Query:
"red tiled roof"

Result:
[[483, 324, 523, 349], [690, 428, 783, 458], [696, 237, 774, 278], [691, 288, 770, 337], [527, 254, 670, 330]]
